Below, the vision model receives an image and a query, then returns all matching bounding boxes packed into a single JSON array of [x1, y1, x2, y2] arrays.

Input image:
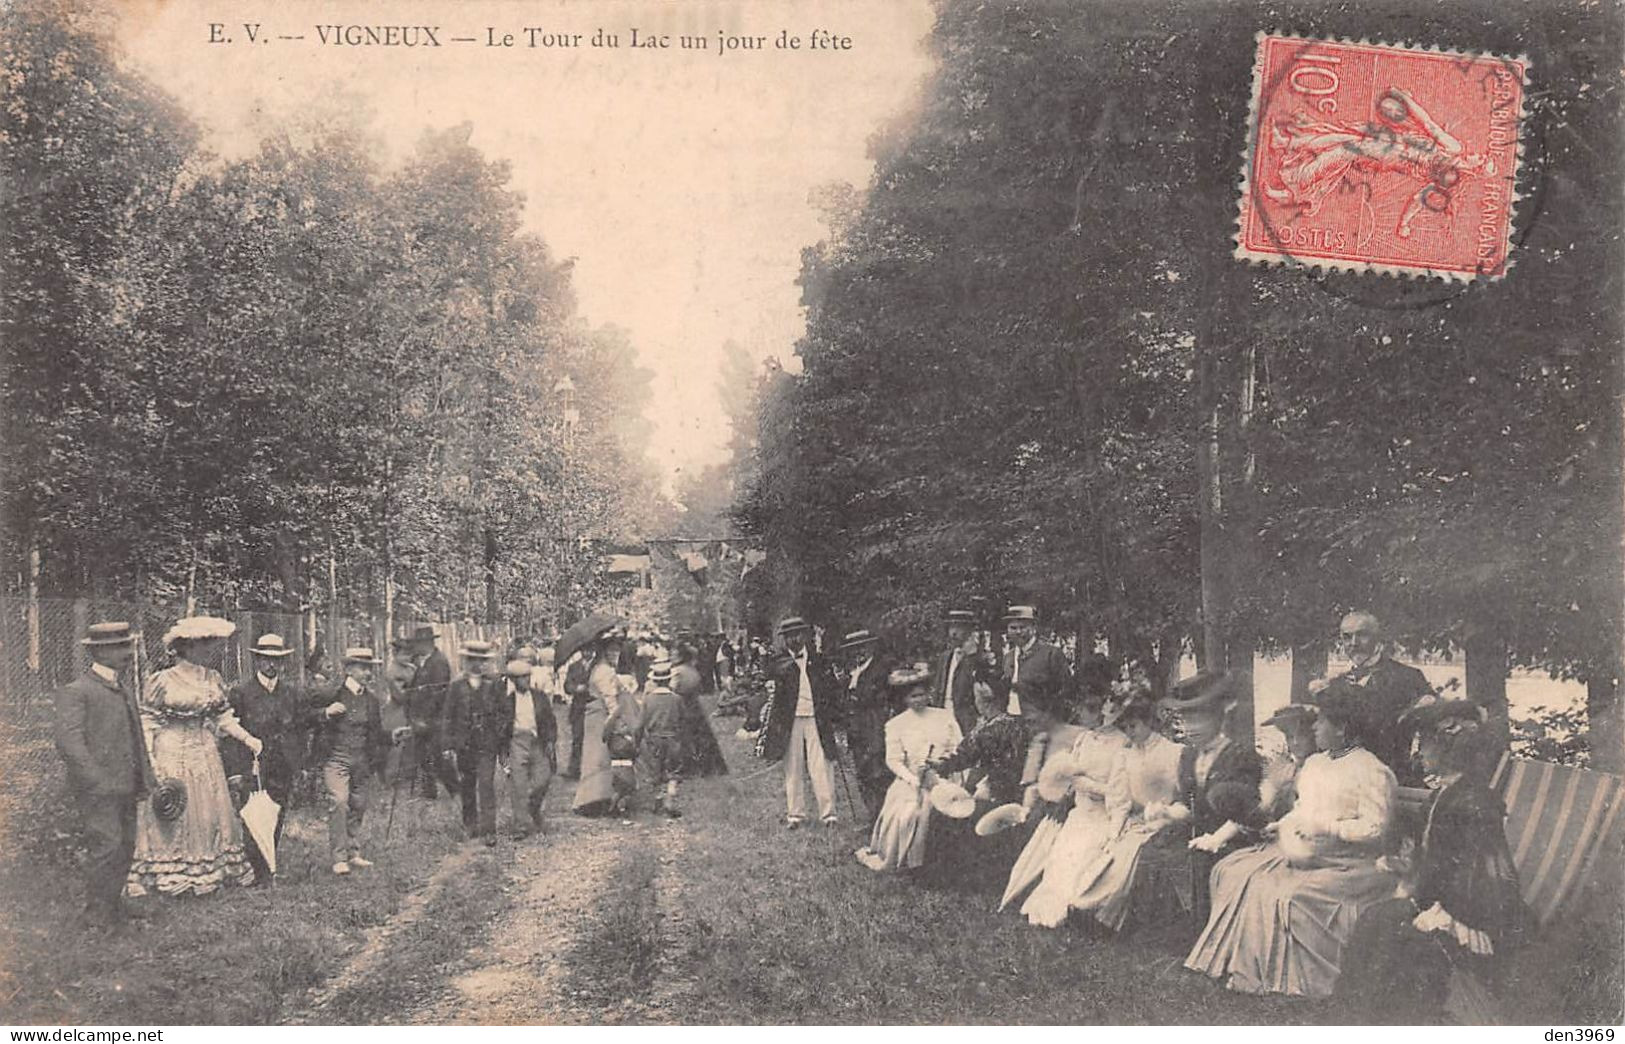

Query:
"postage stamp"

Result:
[[1236, 33, 1529, 281]]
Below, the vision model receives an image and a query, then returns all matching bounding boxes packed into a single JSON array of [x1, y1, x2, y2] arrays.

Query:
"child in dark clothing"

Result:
[[636, 661, 685, 818]]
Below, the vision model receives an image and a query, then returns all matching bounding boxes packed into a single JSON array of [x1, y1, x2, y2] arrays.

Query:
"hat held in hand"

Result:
[[151, 778, 188, 821]]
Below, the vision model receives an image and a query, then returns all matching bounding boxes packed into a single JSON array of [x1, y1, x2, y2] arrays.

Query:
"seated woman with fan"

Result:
[[1334, 696, 1528, 1022], [1062, 686, 1192, 932], [854, 664, 964, 874], [1184, 679, 1399, 997]]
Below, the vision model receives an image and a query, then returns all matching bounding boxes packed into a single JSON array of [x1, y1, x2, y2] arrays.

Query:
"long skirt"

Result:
[[856, 778, 931, 871], [1184, 842, 1398, 997], [677, 693, 729, 777], [572, 700, 616, 815], [1000, 810, 1067, 910], [127, 721, 252, 897], [1065, 819, 1184, 931], [1020, 795, 1116, 927]]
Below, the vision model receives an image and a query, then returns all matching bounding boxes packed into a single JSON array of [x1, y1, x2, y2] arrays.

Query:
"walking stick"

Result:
[[385, 748, 404, 840], [831, 736, 861, 824]]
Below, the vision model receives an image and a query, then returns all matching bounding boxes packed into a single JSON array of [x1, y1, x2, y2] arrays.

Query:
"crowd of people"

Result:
[[52, 604, 1529, 1019], [741, 606, 1529, 1018], [50, 614, 738, 928]]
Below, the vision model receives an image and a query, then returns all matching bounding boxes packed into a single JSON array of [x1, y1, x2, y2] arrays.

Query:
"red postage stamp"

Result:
[[1237, 34, 1528, 280]]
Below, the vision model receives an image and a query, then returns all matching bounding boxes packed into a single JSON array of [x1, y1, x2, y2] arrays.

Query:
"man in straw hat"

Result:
[[838, 628, 892, 824], [1001, 605, 1072, 717], [224, 633, 315, 886], [935, 608, 983, 738], [401, 625, 452, 799], [499, 656, 556, 838], [440, 639, 505, 844], [54, 622, 155, 929], [312, 646, 388, 876], [761, 616, 844, 828]]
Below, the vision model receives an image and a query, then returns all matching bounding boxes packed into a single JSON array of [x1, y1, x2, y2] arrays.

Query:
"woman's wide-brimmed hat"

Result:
[[1162, 671, 1235, 718], [162, 616, 236, 648], [838, 628, 880, 651], [1262, 703, 1318, 733], [250, 633, 295, 658], [929, 780, 975, 819], [81, 621, 136, 647], [887, 663, 932, 689], [1400, 693, 1488, 736], [975, 802, 1029, 836], [151, 778, 187, 821]]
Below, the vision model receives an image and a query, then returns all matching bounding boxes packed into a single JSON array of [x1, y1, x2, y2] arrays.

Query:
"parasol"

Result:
[[553, 612, 625, 668], [239, 758, 281, 876]]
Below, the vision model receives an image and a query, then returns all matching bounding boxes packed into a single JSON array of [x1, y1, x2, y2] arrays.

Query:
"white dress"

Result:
[[855, 707, 962, 872], [1000, 724, 1087, 909], [1065, 730, 1187, 930], [1019, 726, 1130, 926]]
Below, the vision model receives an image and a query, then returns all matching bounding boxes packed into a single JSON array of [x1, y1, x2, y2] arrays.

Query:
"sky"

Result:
[[113, 0, 938, 490]]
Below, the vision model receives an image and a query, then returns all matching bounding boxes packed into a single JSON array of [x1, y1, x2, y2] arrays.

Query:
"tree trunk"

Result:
[[26, 536, 41, 672], [1463, 626, 1511, 750], [1587, 668, 1623, 773], [1227, 634, 1256, 748], [1290, 642, 1328, 703], [484, 524, 499, 624]]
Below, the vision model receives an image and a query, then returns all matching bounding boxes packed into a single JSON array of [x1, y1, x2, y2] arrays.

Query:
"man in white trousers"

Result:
[[759, 616, 845, 828]]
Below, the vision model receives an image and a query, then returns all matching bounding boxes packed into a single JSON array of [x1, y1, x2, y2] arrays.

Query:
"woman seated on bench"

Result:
[[1334, 696, 1529, 1021], [1183, 681, 1398, 996]]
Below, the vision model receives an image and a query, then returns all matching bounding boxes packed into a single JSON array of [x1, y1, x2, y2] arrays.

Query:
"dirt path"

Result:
[[287, 802, 699, 1025]]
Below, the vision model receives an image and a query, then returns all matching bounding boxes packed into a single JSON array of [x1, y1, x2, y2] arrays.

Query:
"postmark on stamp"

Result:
[[1236, 33, 1529, 281]]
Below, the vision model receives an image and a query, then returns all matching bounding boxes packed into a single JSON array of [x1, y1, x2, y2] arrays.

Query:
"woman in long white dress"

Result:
[[855, 665, 962, 873], [999, 685, 1087, 910], [127, 617, 263, 897], [1184, 682, 1399, 997], [1019, 692, 1128, 927], [1064, 691, 1189, 931]]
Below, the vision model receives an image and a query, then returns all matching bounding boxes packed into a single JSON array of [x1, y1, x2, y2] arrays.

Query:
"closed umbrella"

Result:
[[553, 613, 625, 667], [239, 758, 281, 876]]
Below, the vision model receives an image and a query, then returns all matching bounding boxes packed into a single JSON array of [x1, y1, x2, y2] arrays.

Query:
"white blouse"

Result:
[[884, 706, 962, 787], [1282, 747, 1396, 852], [1108, 731, 1184, 815]]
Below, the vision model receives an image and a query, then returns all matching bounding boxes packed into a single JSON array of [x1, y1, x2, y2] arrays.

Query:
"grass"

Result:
[[0, 787, 487, 1025], [561, 721, 1625, 1025]]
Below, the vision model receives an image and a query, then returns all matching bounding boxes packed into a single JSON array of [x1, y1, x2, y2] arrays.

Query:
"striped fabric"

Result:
[[1491, 754, 1625, 926]]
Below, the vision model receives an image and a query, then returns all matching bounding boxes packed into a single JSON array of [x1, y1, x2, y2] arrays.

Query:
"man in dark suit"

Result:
[[440, 641, 504, 843], [760, 616, 845, 828], [311, 647, 392, 876], [935, 609, 981, 738], [223, 633, 315, 886], [403, 625, 451, 798], [53, 621, 155, 930], [1001, 605, 1072, 717], [1314, 611, 1432, 785], [838, 629, 892, 824], [561, 652, 591, 779]]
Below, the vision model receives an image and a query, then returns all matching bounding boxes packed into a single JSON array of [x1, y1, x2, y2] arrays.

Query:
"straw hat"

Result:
[[505, 658, 534, 678], [342, 646, 382, 665], [929, 780, 975, 819], [250, 633, 295, 658], [1003, 605, 1038, 622], [975, 802, 1029, 836], [81, 622, 135, 647], [460, 640, 497, 660], [162, 616, 236, 648]]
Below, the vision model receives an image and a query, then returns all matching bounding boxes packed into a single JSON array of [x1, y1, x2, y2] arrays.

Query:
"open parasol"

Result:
[[553, 612, 625, 667], [239, 758, 281, 876]]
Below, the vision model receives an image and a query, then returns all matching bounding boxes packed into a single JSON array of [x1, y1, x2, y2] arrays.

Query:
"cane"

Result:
[[831, 738, 861, 824]]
